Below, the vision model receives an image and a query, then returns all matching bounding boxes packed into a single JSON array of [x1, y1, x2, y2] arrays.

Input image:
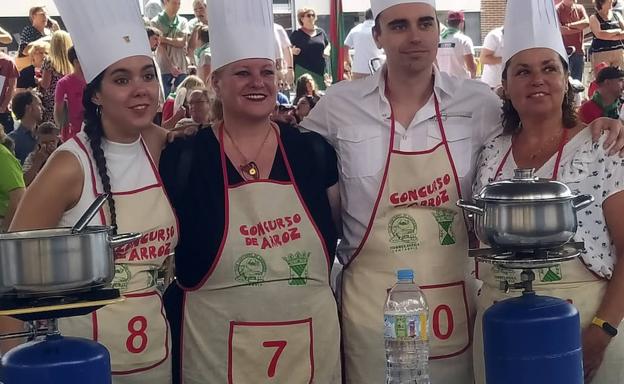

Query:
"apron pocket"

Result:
[[96, 290, 169, 374], [421, 281, 471, 359], [228, 318, 314, 383]]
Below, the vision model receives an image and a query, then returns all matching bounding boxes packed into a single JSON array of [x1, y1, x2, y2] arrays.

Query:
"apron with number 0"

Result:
[[473, 134, 624, 384], [341, 95, 473, 384], [179, 126, 341, 383], [59, 135, 179, 383]]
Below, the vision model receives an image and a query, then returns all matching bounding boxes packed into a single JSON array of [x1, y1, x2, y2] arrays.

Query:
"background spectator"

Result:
[[579, 66, 624, 123], [16, 39, 49, 92], [194, 25, 211, 84], [187, 0, 208, 65], [557, 0, 590, 82], [39, 31, 73, 123], [343, 9, 384, 80], [589, 61, 611, 97], [54, 46, 86, 142], [479, 26, 504, 89], [294, 95, 317, 123], [274, 22, 294, 95], [290, 7, 331, 90], [22, 121, 60, 186], [161, 75, 204, 129], [0, 26, 12, 45], [8, 90, 43, 164], [151, 0, 190, 97], [294, 73, 322, 105], [0, 124, 25, 232], [589, 0, 624, 68], [436, 10, 477, 79], [0, 52, 18, 134], [144, 0, 163, 21], [17, 6, 59, 71]]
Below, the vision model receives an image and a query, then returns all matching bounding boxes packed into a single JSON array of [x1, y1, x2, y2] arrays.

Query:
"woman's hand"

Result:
[[292, 46, 301, 55], [582, 325, 611, 382], [587, 117, 624, 156]]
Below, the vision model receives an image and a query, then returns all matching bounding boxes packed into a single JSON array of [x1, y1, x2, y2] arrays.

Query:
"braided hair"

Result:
[[82, 73, 118, 234]]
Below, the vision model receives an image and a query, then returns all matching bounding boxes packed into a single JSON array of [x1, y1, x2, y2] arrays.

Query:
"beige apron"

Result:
[[180, 126, 341, 383], [341, 96, 473, 384], [59, 137, 178, 383], [473, 138, 624, 384]]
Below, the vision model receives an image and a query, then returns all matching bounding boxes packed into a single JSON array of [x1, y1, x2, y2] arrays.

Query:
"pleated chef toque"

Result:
[[54, 0, 151, 83], [208, 0, 275, 71], [371, 0, 436, 19], [502, 0, 568, 64]]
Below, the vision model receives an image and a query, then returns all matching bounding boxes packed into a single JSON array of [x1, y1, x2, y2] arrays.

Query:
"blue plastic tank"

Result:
[[1, 334, 111, 384], [483, 291, 583, 384]]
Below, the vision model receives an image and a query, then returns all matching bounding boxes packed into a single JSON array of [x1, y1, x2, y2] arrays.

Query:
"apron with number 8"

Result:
[[341, 96, 473, 384], [59, 136, 178, 382], [180, 126, 341, 384]]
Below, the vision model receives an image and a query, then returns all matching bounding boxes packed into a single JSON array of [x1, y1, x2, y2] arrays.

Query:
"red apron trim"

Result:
[[92, 312, 99, 341], [434, 97, 464, 199], [392, 141, 445, 155], [112, 184, 161, 195], [179, 290, 187, 384], [73, 136, 107, 225], [229, 179, 294, 189]]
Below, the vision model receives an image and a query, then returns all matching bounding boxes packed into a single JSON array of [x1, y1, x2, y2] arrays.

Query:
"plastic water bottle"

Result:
[[384, 269, 430, 384]]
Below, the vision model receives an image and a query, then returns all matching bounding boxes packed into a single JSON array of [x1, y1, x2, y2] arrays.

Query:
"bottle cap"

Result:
[[397, 269, 414, 281]]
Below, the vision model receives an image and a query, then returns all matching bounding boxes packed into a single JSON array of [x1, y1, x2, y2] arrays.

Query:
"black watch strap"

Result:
[[592, 316, 618, 337]]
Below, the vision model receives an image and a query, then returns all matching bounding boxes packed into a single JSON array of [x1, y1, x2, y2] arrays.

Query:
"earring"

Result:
[[96, 104, 102, 117]]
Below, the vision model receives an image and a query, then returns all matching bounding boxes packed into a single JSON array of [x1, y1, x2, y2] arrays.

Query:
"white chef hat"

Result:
[[54, 0, 151, 83], [502, 0, 568, 65], [208, 0, 275, 71], [371, 0, 436, 19]]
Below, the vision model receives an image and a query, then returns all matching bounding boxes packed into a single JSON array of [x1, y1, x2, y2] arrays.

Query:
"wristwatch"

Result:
[[592, 316, 618, 337]]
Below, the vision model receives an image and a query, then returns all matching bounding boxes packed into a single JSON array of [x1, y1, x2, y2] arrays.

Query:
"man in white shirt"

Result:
[[344, 9, 384, 79], [479, 26, 504, 89], [436, 10, 477, 79], [274, 23, 295, 93]]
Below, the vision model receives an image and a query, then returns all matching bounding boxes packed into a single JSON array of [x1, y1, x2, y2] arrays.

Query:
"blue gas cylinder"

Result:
[[1, 334, 111, 384], [483, 291, 583, 384]]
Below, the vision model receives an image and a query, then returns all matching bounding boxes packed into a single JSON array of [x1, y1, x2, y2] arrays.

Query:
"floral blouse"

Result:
[[473, 129, 624, 279]]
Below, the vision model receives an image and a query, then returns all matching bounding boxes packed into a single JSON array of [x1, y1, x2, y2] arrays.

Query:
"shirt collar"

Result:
[[361, 64, 459, 102]]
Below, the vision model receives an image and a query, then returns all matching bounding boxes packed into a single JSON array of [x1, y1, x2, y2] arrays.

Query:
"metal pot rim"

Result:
[[0, 226, 113, 240], [473, 196, 574, 203]]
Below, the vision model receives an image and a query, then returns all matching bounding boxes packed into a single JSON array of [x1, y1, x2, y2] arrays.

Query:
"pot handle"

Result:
[[572, 194, 595, 211], [456, 200, 485, 215], [108, 232, 142, 249]]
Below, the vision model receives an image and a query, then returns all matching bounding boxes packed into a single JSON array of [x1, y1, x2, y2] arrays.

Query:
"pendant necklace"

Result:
[[223, 126, 272, 180]]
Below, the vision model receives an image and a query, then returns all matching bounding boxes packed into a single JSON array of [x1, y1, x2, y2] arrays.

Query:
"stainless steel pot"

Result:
[[457, 168, 594, 249], [0, 226, 140, 295]]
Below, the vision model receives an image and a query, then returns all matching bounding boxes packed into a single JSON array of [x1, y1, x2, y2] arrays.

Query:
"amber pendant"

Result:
[[240, 161, 260, 180]]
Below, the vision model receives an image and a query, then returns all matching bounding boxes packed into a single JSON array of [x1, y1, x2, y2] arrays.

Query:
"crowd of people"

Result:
[[0, 0, 624, 383]]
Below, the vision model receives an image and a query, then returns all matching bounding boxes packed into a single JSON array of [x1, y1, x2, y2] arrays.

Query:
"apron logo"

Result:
[[388, 214, 420, 253], [539, 265, 563, 282], [112, 264, 132, 292], [432, 209, 457, 245], [282, 251, 310, 286], [235, 253, 267, 286]]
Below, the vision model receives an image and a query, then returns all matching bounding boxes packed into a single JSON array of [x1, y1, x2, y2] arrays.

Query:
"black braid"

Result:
[[82, 74, 118, 234]]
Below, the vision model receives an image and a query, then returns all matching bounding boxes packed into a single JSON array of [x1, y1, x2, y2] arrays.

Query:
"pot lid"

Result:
[[474, 168, 574, 202]]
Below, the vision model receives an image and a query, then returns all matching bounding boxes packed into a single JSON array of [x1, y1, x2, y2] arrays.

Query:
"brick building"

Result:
[[481, 0, 596, 39]]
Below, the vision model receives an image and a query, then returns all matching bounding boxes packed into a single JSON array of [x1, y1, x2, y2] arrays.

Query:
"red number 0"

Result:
[[262, 340, 288, 378], [126, 316, 148, 354], [432, 305, 454, 340]]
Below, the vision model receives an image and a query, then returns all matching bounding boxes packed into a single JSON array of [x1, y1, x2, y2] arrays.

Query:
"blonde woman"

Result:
[[290, 7, 331, 90], [17, 40, 49, 91], [161, 74, 204, 129], [39, 30, 73, 122]]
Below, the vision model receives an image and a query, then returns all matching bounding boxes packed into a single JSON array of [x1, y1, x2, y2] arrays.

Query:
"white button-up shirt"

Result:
[[301, 66, 502, 264]]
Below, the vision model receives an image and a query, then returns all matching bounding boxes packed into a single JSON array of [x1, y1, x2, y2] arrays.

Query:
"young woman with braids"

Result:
[[1, 0, 178, 382]]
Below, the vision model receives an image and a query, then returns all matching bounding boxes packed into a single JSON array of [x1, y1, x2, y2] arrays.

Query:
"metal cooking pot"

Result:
[[457, 168, 594, 249], [0, 226, 140, 295]]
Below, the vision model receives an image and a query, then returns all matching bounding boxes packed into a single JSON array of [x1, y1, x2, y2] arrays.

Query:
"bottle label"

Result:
[[384, 314, 428, 341]]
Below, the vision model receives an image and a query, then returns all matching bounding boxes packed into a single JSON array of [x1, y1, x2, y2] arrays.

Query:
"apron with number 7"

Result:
[[341, 96, 473, 384], [180, 126, 341, 383]]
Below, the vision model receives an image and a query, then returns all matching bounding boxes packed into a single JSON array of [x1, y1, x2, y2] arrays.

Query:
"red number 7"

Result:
[[262, 340, 288, 378]]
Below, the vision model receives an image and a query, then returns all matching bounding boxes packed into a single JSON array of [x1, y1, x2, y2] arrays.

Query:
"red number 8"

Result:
[[432, 304, 454, 340], [126, 316, 148, 354]]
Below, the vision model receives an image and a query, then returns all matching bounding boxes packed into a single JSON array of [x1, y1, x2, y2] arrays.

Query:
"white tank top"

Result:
[[58, 132, 158, 227]]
